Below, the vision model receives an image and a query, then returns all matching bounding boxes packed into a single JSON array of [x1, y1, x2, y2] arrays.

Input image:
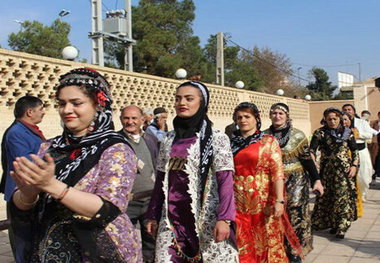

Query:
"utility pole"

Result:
[[216, 32, 224, 86], [89, 0, 135, 70], [90, 0, 104, 66], [124, 0, 133, 71]]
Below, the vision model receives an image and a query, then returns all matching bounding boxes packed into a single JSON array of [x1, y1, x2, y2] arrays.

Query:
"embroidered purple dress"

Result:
[[147, 130, 238, 263], [11, 142, 142, 263]]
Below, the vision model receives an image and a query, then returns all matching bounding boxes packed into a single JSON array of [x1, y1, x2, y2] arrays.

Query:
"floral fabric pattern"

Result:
[[154, 129, 239, 263], [310, 128, 358, 233], [234, 135, 290, 263], [266, 128, 314, 256], [29, 142, 142, 263]]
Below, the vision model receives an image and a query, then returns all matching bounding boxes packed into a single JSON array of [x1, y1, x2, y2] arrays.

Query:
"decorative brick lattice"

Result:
[[0, 48, 309, 127]]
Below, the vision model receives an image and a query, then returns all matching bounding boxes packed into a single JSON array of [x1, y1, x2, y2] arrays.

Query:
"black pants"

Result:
[[127, 200, 156, 263]]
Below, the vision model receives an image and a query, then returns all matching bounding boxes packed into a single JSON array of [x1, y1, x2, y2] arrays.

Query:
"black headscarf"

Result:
[[231, 102, 264, 156], [268, 103, 292, 148], [323, 107, 351, 143], [173, 81, 213, 206], [48, 68, 129, 187]]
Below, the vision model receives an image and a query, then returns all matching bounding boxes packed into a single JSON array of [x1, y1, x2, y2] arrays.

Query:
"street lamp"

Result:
[[276, 89, 284, 96], [235, 81, 244, 89], [59, 9, 70, 18], [297, 67, 302, 86], [62, 46, 78, 61], [13, 19, 24, 30], [175, 68, 187, 79], [305, 95, 311, 101]]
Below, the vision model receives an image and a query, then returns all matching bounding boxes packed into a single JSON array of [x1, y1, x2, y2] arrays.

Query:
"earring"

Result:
[[88, 112, 99, 132]]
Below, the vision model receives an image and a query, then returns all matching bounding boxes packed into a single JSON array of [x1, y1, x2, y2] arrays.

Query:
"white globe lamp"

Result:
[[305, 94, 312, 101], [235, 81, 245, 89], [175, 68, 187, 79], [62, 46, 78, 61], [276, 89, 284, 96]]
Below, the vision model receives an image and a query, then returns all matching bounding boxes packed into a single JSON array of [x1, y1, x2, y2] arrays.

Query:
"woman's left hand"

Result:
[[274, 202, 284, 218], [346, 166, 357, 178], [13, 153, 56, 191], [312, 180, 324, 196], [213, 220, 230, 242]]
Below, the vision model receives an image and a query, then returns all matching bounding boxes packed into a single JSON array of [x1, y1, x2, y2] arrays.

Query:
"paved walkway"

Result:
[[0, 180, 379, 263]]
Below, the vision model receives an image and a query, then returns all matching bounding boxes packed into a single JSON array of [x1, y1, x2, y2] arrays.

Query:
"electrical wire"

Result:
[[226, 38, 311, 83]]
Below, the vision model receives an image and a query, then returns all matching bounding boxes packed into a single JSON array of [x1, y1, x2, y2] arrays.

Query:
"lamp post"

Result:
[[59, 9, 70, 19], [304, 94, 311, 101], [13, 20, 24, 30], [276, 89, 284, 96], [297, 67, 302, 86]]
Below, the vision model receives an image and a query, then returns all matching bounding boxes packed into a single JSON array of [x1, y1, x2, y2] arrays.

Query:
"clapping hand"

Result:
[[11, 153, 56, 191]]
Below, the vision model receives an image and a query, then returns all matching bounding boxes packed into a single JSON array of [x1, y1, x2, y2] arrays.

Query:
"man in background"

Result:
[[119, 105, 158, 263], [0, 96, 45, 262]]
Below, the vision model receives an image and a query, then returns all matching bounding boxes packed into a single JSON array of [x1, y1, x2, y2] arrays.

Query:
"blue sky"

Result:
[[1, 0, 379, 86]]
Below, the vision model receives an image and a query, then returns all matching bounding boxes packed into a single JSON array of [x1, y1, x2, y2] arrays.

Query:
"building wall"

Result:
[[366, 87, 380, 121], [309, 100, 354, 133], [0, 48, 311, 174]]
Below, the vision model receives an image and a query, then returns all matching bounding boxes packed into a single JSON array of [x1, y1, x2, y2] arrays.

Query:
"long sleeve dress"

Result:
[[10, 142, 142, 263], [234, 134, 301, 263], [310, 128, 359, 233], [146, 129, 238, 263], [264, 127, 319, 257]]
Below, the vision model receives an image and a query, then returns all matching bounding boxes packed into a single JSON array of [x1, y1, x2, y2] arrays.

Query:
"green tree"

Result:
[[8, 19, 71, 58], [124, 0, 204, 77], [305, 67, 336, 100]]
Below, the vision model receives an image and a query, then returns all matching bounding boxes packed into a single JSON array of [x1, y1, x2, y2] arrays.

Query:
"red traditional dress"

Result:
[[234, 135, 301, 263]]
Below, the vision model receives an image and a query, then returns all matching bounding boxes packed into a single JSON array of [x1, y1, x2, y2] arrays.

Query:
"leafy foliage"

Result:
[[130, 0, 204, 77], [8, 19, 71, 59], [305, 67, 336, 100]]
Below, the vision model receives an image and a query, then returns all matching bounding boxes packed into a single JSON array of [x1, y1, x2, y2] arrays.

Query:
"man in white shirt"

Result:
[[342, 104, 374, 201]]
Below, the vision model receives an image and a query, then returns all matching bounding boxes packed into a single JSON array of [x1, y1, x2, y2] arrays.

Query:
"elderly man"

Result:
[[119, 105, 158, 263], [0, 96, 45, 263], [342, 104, 373, 201]]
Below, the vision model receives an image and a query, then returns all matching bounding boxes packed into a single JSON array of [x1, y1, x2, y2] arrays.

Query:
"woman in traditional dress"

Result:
[[231, 102, 302, 263], [10, 68, 142, 262], [146, 81, 238, 262], [264, 103, 323, 263], [310, 107, 359, 239], [342, 112, 363, 218]]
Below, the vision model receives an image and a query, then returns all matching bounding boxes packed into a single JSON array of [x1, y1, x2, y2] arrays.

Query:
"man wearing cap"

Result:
[[146, 107, 168, 143]]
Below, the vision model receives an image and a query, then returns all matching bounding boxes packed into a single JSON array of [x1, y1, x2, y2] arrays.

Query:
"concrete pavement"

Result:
[[0, 179, 379, 263]]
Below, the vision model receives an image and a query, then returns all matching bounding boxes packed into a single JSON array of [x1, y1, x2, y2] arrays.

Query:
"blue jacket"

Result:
[[2, 121, 43, 201]]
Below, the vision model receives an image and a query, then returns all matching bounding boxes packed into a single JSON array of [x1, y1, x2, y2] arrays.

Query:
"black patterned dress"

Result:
[[310, 127, 358, 233], [265, 127, 319, 257]]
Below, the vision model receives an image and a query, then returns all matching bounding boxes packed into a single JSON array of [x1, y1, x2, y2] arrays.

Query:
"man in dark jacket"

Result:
[[119, 105, 158, 263], [1, 96, 46, 263]]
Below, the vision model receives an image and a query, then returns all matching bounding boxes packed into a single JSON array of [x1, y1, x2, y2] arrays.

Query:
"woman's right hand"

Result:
[[146, 220, 158, 237], [10, 166, 40, 199]]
